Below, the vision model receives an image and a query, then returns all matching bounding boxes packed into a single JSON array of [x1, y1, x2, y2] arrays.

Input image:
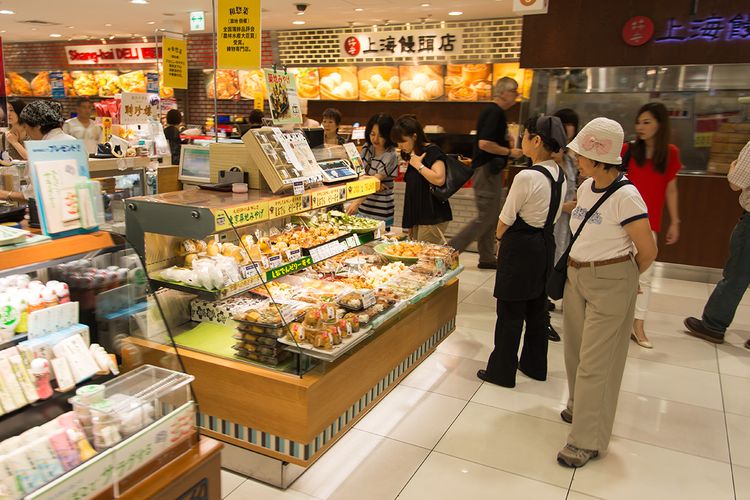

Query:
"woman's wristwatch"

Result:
[[417, 164, 425, 172]]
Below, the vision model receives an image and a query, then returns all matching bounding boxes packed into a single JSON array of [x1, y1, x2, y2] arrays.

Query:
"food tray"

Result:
[[236, 323, 290, 338], [232, 332, 279, 346], [278, 326, 373, 362], [373, 243, 420, 264]]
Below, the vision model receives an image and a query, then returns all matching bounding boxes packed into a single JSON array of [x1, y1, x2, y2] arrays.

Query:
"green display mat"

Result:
[[173, 322, 237, 358]]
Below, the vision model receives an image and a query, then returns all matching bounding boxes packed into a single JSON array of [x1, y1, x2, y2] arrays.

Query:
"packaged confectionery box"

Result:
[[190, 295, 266, 325]]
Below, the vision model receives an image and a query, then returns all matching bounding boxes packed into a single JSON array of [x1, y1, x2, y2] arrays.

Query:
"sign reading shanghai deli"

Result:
[[341, 28, 464, 59], [217, 0, 262, 69], [66, 43, 161, 65]]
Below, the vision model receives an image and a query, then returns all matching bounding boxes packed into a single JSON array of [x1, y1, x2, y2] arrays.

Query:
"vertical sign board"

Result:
[[162, 36, 188, 89], [217, 0, 262, 70], [0, 37, 6, 128], [263, 69, 302, 125]]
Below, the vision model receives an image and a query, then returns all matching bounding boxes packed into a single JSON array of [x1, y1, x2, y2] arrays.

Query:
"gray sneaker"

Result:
[[557, 444, 598, 468], [560, 408, 572, 424]]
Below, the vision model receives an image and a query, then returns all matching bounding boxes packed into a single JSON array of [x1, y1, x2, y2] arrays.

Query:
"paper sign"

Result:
[[312, 186, 347, 209], [253, 91, 265, 111], [162, 37, 188, 89], [264, 69, 302, 125], [120, 92, 157, 125], [212, 201, 269, 232], [293, 180, 305, 195], [268, 195, 309, 219], [50, 71, 66, 99], [346, 178, 379, 200], [217, 0, 262, 70]]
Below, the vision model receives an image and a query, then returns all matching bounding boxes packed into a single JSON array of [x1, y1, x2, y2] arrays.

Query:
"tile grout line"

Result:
[[565, 468, 576, 500], [716, 342, 739, 500], [220, 472, 247, 499]]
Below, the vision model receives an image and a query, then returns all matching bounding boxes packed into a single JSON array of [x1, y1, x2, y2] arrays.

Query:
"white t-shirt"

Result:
[[62, 118, 102, 155], [499, 160, 565, 228], [569, 175, 648, 262]]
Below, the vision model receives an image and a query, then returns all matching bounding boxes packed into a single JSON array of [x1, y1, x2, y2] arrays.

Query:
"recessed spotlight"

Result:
[[147, 21, 156, 24], [109, 35, 116, 40], [67, 26, 74, 29], [30, 28, 37, 31], [0, 30, 6, 33], [420, 3, 430, 6], [130, 0, 149, 4], [448, 11, 463, 16], [49, 33, 62, 38], [354, 8, 363, 11], [292, 20, 305, 25], [159, 28, 166, 31], [0, 10, 15, 15], [105, 23, 112, 27], [142, 36, 148, 42]]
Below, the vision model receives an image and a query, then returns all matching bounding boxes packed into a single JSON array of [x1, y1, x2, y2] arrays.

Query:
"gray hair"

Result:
[[493, 76, 518, 99]]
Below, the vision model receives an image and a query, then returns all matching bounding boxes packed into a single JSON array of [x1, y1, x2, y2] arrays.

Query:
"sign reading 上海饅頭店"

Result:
[[162, 37, 188, 89], [66, 43, 161, 65], [340, 29, 463, 59], [120, 92, 157, 125], [654, 13, 750, 43], [217, 0, 262, 69]]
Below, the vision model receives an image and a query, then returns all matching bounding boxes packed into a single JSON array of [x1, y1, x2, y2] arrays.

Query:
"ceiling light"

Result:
[[292, 20, 305, 25], [0, 10, 15, 15], [105, 23, 112, 27], [420, 3, 430, 6], [100, 38, 107, 44], [147, 21, 156, 24], [159, 28, 166, 31], [142, 36, 148, 42], [49, 33, 62, 38], [0, 30, 6, 33], [67, 26, 74, 29], [109, 35, 116, 40], [130, 0, 149, 3], [448, 11, 463, 16], [30, 28, 37, 31], [354, 8, 363, 11]]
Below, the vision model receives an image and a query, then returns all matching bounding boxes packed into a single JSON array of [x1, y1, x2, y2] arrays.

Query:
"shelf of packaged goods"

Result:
[[125, 177, 380, 241], [150, 231, 378, 301], [0, 231, 116, 273]]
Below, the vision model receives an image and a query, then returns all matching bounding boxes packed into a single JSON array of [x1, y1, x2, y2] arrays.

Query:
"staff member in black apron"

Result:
[[477, 116, 568, 388]]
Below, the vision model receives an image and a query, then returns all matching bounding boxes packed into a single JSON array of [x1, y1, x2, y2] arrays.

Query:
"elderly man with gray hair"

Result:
[[449, 76, 523, 269]]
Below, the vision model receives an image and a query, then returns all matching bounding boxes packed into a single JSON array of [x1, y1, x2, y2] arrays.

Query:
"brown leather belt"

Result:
[[568, 254, 632, 269]]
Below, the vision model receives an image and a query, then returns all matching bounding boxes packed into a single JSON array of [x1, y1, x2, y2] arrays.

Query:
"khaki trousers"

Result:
[[410, 222, 450, 245], [563, 257, 639, 452]]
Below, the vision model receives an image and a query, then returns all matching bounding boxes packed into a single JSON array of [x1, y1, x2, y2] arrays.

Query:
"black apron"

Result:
[[494, 165, 564, 301]]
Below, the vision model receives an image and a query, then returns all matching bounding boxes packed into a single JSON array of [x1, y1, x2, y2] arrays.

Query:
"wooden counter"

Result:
[[128, 279, 459, 468]]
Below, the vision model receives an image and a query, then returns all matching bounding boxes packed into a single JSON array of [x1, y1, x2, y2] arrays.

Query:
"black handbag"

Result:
[[546, 178, 631, 300], [430, 154, 473, 202]]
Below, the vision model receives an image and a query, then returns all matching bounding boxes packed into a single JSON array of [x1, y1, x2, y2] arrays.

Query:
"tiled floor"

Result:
[[221, 252, 750, 500]]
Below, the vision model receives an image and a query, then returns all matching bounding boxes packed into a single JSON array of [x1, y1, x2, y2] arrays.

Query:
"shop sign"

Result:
[[655, 13, 750, 43], [66, 43, 161, 65], [162, 37, 188, 89], [120, 92, 157, 125], [512, 0, 548, 15], [340, 29, 463, 59], [217, 0, 262, 70], [264, 69, 302, 125], [311, 186, 347, 209], [266, 256, 313, 281], [213, 201, 269, 231], [622, 16, 655, 46]]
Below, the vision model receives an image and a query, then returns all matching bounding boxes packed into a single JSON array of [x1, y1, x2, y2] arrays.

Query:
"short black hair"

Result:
[[365, 113, 396, 150], [248, 109, 264, 124], [523, 116, 563, 153], [322, 108, 342, 126], [166, 109, 182, 126], [554, 108, 579, 135]]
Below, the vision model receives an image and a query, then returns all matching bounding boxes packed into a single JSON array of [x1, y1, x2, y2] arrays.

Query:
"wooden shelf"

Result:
[[0, 231, 116, 272]]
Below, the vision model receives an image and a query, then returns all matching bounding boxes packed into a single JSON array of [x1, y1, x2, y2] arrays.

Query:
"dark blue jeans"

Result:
[[703, 212, 750, 334]]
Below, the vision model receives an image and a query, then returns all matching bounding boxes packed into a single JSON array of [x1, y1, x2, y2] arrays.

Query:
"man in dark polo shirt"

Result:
[[449, 77, 523, 269]]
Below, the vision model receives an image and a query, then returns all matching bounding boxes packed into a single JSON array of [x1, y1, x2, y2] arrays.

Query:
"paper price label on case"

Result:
[[241, 263, 262, 280], [268, 254, 283, 269], [362, 290, 376, 308], [293, 180, 305, 196], [286, 248, 302, 261]]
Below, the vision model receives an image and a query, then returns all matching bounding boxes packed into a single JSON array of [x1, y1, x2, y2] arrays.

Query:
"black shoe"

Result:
[[476, 369, 515, 388], [519, 366, 546, 382], [547, 300, 556, 312], [477, 262, 497, 270], [745, 338, 750, 350], [548, 324, 561, 342], [683, 317, 725, 344]]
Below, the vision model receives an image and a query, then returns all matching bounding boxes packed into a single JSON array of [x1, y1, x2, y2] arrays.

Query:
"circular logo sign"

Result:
[[622, 16, 655, 46], [520, 0, 537, 6], [344, 37, 361, 56]]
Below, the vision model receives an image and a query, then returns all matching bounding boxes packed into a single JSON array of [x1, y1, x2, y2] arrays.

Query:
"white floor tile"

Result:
[[727, 413, 750, 468], [221, 470, 246, 499], [461, 286, 496, 308], [436, 326, 493, 362], [566, 492, 605, 500], [456, 302, 496, 332], [648, 293, 709, 317], [400, 351, 484, 400], [650, 277, 711, 300], [570, 437, 735, 500], [435, 402, 574, 488], [457, 282, 475, 303], [637, 311, 692, 338], [717, 341, 750, 379], [291, 429, 428, 500], [625, 332, 719, 373], [725, 329, 750, 348], [397, 452, 568, 500], [722, 374, 750, 417], [354, 385, 467, 449], [735, 465, 750, 500], [471, 374, 569, 424], [620, 357, 723, 410], [228, 479, 318, 500], [456, 268, 494, 287], [612, 393, 729, 462]]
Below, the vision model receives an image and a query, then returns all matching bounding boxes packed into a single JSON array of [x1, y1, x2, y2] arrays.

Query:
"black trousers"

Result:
[[484, 293, 549, 387]]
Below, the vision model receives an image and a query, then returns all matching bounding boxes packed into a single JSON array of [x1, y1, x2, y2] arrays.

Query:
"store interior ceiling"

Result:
[[0, 0, 516, 42]]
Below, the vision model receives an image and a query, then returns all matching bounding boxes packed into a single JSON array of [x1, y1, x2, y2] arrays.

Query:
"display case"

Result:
[[0, 231, 217, 499], [124, 179, 462, 487]]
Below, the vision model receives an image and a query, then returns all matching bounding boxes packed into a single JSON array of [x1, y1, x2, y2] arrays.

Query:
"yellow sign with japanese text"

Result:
[[312, 186, 347, 209], [268, 194, 310, 219], [162, 37, 188, 89], [345, 177, 380, 200], [217, 0, 262, 70], [212, 201, 269, 232]]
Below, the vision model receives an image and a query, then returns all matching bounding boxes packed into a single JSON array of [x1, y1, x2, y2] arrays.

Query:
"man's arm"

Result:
[[478, 140, 522, 159]]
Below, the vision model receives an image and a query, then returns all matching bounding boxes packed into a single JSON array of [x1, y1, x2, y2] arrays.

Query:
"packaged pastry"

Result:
[[31, 72, 51, 97], [338, 291, 364, 311], [310, 330, 333, 350], [232, 332, 278, 346], [179, 239, 207, 255], [343, 313, 360, 332], [320, 303, 337, 323], [337, 319, 352, 338], [234, 349, 290, 365], [287, 323, 306, 343]]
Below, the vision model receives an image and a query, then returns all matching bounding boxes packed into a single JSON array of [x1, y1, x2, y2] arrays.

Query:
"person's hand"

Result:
[[5, 130, 19, 146], [665, 222, 680, 245], [409, 152, 426, 170], [345, 201, 360, 215], [509, 148, 523, 159], [562, 201, 577, 214], [496, 220, 504, 240]]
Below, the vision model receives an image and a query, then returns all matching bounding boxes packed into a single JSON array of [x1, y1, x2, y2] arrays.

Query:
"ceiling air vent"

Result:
[[18, 20, 62, 26]]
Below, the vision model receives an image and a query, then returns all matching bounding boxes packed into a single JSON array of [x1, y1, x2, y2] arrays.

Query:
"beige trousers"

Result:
[[563, 257, 639, 452], [409, 222, 450, 245]]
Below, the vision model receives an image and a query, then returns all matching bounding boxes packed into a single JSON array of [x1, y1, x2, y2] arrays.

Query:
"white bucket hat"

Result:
[[567, 117, 624, 165]]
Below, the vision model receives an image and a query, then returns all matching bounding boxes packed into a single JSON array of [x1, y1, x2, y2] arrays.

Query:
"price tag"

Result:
[[286, 248, 302, 261], [269, 195, 308, 219], [241, 263, 262, 279], [260, 255, 270, 269], [268, 254, 283, 268], [312, 186, 346, 209], [310, 247, 324, 263], [293, 180, 305, 195], [362, 290, 376, 308], [346, 236, 357, 248]]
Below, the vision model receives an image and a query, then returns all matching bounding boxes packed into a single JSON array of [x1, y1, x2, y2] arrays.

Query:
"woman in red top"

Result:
[[624, 102, 682, 348]]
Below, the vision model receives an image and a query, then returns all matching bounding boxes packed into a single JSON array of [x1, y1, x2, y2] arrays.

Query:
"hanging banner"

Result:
[[0, 37, 6, 128], [162, 36, 188, 89], [120, 92, 157, 125], [263, 69, 302, 125], [217, 0, 262, 70]]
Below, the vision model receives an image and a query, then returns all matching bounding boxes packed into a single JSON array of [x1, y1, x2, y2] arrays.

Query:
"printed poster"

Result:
[[121, 92, 159, 125], [217, 0, 262, 70], [162, 36, 188, 89], [264, 69, 302, 125]]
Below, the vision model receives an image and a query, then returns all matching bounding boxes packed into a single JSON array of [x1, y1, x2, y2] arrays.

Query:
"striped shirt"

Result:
[[358, 145, 398, 223]]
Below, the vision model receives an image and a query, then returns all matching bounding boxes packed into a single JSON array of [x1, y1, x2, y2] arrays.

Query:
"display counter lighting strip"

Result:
[[196, 317, 456, 462]]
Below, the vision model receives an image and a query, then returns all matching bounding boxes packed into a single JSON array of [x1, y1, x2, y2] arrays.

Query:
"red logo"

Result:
[[622, 16, 655, 46], [344, 36, 361, 56]]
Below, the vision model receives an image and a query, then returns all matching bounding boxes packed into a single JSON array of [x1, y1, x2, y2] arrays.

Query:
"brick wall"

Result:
[[277, 18, 523, 66]]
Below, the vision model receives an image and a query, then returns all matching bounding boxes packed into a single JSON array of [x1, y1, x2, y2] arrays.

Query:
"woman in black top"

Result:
[[163, 109, 185, 165], [391, 115, 452, 244]]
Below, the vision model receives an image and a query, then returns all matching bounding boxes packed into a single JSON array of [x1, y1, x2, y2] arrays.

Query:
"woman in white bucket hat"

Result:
[[556, 117, 657, 468]]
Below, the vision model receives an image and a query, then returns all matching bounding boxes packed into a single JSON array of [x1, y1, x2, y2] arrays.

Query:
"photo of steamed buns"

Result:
[[358, 67, 400, 101], [319, 67, 358, 100], [399, 65, 444, 101]]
